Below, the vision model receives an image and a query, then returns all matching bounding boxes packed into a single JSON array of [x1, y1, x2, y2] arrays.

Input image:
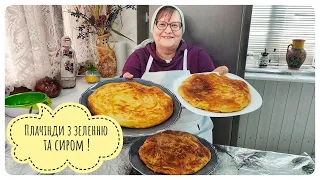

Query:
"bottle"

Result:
[[259, 48, 269, 68], [56, 36, 77, 88]]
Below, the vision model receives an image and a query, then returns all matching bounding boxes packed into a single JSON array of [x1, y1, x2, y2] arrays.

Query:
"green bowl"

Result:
[[5, 92, 52, 117]]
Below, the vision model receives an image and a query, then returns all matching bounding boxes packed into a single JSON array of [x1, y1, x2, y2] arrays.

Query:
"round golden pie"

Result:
[[178, 73, 251, 113], [138, 130, 211, 175], [88, 82, 173, 128]]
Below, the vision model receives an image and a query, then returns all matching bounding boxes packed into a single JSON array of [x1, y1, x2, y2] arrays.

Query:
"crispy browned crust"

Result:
[[178, 73, 251, 113], [138, 130, 211, 175], [88, 82, 173, 128]]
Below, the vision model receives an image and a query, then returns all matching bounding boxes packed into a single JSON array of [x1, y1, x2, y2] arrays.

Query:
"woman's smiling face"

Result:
[[152, 9, 182, 50]]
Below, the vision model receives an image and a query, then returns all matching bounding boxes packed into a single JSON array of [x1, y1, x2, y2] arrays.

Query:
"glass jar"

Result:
[[85, 71, 101, 83]]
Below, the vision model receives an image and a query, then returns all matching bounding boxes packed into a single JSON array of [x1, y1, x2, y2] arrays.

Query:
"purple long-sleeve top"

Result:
[[121, 41, 215, 78]]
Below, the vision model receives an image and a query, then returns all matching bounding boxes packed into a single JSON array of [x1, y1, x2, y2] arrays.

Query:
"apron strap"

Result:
[[146, 50, 187, 72], [183, 49, 188, 71], [145, 55, 154, 72]]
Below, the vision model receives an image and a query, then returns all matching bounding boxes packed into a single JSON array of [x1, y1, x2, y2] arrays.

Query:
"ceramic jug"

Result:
[[286, 39, 306, 69]]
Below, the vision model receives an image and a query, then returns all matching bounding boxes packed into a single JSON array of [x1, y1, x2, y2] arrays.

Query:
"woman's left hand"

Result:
[[212, 66, 229, 75]]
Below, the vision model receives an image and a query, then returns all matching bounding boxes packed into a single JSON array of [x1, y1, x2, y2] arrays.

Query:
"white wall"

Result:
[[111, 8, 137, 54], [111, 8, 137, 75]]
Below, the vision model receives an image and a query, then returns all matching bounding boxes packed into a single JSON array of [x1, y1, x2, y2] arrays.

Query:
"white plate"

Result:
[[173, 72, 262, 117]]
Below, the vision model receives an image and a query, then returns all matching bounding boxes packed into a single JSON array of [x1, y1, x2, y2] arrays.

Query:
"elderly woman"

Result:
[[122, 5, 228, 143]]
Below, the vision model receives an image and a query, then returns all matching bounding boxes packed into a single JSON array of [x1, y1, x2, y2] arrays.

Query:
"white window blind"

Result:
[[247, 5, 315, 66]]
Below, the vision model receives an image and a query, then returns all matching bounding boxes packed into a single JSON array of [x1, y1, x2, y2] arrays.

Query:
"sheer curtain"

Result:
[[62, 5, 98, 65], [5, 5, 64, 95]]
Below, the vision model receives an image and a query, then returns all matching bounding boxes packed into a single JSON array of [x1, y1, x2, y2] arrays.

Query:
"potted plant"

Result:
[[85, 61, 100, 83]]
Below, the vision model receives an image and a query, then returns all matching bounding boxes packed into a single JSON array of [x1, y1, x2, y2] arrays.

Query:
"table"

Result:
[[4, 77, 315, 175], [5, 138, 315, 175]]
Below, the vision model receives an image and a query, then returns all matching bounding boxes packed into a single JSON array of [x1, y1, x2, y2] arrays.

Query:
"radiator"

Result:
[[237, 80, 315, 157]]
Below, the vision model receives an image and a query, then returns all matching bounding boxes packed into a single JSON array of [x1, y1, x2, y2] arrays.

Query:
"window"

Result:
[[247, 5, 315, 66]]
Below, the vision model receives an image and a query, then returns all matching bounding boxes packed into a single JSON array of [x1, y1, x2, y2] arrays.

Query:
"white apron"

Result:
[[141, 49, 214, 143]]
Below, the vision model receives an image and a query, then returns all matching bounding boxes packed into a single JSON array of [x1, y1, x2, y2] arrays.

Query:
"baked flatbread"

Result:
[[178, 73, 251, 113], [138, 130, 211, 175], [88, 82, 173, 128]]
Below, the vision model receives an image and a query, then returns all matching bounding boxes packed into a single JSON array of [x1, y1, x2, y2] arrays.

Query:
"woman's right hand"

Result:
[[123, 72, 134, 79]]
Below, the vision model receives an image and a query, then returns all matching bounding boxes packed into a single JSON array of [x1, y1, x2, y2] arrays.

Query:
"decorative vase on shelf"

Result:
[[286, 39, 307, 69], [96, 33, 117, 78], [85, 63, 101, 84]]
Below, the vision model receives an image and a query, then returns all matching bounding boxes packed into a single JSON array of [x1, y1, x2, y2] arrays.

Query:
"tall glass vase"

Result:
[[96, 33, 117, 78]]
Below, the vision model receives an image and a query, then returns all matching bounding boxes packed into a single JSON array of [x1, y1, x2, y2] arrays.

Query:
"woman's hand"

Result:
[[123, 72, 134, 79], [213, 66, 229, 75]]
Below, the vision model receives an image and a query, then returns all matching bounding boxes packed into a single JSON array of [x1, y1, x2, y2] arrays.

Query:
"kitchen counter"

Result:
[[244, 66, 315, 83], [5, 77, 315, 175]]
